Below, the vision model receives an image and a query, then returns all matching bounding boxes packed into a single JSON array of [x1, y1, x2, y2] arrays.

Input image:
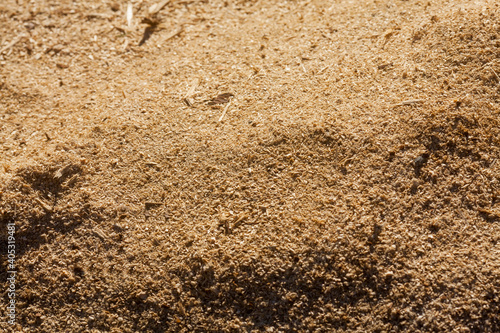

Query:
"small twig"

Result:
[[218, 100, 232, 123], [390, 99, 425, 108]]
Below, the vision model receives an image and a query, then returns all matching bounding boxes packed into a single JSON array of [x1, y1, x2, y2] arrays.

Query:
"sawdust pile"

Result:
[[1, 0, 499, 332]]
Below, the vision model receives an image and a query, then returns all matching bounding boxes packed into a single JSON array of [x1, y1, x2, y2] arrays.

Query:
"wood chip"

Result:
[[54, 165, 73, 180], [35, 197, 53, 213], [65, 174, 79, 187], [209, 93, 234, 105], [377, 62, 393, 70], [149, 0, 170, 15]]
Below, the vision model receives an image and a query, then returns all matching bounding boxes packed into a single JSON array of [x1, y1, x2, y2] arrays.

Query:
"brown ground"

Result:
[[1, 0, 500, 332]]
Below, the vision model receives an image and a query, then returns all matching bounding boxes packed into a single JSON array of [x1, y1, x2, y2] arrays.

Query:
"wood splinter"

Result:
[[391, 99, 425, 108], [35, 197, 53, 213], [148, 0, 170, 15], [218, 100, 232, 123]]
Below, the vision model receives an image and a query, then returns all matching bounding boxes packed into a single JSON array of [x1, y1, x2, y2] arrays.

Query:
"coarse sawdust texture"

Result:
[[1, 0, 500, 332]]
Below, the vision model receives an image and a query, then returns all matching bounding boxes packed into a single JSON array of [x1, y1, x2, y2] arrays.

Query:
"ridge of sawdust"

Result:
[[1, 0, 500, 332]]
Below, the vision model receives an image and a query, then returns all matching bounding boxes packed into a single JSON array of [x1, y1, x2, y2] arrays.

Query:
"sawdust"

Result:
[[1, 0, 499, 332]]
